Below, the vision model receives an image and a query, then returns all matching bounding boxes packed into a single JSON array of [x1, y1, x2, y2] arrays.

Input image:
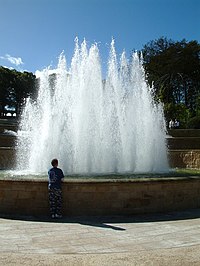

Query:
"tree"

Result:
[[141, 37, 200, 126], [0, 67, 36, 117], [0, 67, 14, 116], [13, 70, 36, 116]]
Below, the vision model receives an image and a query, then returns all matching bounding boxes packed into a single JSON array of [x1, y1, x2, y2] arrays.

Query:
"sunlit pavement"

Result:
[[0, 210, 200, 265]]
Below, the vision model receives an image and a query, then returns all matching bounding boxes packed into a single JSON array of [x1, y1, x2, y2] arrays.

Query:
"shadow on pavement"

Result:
[[1, 208, 200, 228], [78, 221, 126, 231]]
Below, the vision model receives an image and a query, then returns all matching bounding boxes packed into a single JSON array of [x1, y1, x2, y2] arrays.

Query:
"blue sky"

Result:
[[0, 0, 199, 75]]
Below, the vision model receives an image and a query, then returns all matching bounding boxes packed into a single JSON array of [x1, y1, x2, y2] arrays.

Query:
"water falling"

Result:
[[16, 39, 169, 174]]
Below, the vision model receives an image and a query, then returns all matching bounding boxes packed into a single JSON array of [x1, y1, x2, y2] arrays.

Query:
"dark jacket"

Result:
[[48, 167, 64, 189]]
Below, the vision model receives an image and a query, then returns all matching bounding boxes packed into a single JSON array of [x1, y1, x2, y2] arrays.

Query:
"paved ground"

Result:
[[0, 210, 200, 265]]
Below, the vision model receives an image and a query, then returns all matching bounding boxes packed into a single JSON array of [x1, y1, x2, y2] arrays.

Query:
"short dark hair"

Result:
[[51, 158, 58, 167]]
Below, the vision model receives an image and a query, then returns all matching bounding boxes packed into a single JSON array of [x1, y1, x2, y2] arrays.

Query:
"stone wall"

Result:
[[0, 177, 200, 217], [0, 148, 16, 169], [169, 150, 200, 169], [0, 134, 16, 147]]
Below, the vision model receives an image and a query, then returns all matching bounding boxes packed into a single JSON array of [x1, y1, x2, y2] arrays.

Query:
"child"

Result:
[[48, 158, 64, 218]]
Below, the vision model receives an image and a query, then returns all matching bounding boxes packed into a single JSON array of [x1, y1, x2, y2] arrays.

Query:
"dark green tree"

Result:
[[0, 67, 36, 117], [0, 67, 14, 116], [141, 37, 200, 127], [13, 70, 36, 116]]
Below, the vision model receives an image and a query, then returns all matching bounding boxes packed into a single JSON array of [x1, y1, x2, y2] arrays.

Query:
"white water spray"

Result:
[[16, 39, 169, 174]]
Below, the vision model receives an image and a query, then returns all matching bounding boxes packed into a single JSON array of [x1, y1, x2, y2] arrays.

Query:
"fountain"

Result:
[[16, 39, 169, 175], [4, 39, 193, 217]]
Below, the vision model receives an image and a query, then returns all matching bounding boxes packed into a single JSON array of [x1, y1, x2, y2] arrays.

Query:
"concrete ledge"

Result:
[[0, 177, 200, 216]]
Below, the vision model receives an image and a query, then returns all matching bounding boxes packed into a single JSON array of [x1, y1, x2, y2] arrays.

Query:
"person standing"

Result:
[[174, 119, 180, 128], [169, 119, 174, 129], [48, 158, 64, 218]]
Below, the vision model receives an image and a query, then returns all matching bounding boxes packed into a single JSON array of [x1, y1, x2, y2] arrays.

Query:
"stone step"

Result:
[[0, 119, 18, 134], [0, 134, 16, 147], [0, 124, 18, 134], [167, 137, 200, 149], [1, 132, 200, 150], [0, 118, 18, 125], [168, 129, 200, 137]]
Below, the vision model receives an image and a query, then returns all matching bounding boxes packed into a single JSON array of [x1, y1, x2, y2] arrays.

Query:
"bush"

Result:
[[188, 116, 200, 129]]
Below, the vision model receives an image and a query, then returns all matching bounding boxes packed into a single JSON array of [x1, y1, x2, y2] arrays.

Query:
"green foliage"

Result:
[[164, 103, 191, 128], [0, 67, 36, 116], [188, 116, 200, 129], [141, 37, 200, 128]]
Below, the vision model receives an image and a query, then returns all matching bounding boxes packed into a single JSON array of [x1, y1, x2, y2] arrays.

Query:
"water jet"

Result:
[[16, 39, 169, 175]]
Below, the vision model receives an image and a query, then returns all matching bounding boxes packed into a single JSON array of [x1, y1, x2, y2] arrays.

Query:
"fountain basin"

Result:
[[1, 175, 200, 217]]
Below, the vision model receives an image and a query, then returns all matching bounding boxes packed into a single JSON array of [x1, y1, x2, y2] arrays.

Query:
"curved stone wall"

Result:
[[0, 177, 200, 217]]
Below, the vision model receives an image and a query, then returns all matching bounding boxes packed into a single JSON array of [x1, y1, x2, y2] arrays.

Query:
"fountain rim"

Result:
[[0, 174, 200, 183]]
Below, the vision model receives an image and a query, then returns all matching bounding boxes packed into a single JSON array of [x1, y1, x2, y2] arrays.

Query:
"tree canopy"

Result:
[[141, 37, 200, 128], [0, 67, 36, 117]]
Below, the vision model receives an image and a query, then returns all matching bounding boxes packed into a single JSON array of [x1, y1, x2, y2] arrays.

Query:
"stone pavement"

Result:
[[0, 210, 200, 265]]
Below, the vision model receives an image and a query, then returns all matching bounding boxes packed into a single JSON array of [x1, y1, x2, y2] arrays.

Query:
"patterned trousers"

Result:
[[48, 188, 62, 216]]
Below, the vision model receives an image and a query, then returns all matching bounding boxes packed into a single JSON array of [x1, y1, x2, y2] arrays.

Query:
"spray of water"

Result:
[[16, 39, 169, 174]]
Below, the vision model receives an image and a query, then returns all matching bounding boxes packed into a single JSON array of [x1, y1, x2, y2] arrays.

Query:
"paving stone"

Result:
[[0, 210, 200, 265]]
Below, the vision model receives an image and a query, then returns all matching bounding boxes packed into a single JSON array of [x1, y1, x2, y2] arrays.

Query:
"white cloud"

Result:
[[0, 54, 24, 66], [2, 65, 14, 70]]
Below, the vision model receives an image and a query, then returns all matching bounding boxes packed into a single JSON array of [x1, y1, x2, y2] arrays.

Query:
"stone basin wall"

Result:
[[0, 177, 200, 217]]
